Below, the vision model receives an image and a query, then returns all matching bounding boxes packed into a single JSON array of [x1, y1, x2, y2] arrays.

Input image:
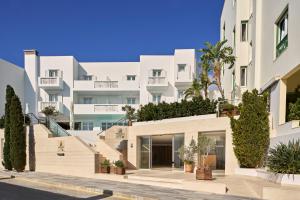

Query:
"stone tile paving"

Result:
[[0, 170, 258, 200]]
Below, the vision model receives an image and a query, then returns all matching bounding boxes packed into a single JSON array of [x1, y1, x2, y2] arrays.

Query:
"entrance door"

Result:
[[140, 136, 151, 169]]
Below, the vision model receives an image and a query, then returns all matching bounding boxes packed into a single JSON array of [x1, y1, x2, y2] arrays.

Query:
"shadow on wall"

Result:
[[28, 125, 36, 171]]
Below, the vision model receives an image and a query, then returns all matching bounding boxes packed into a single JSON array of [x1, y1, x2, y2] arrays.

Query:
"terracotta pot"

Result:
[[185, 163, 194, 173], [100, 166, 110, 173], [115, 167, 125, 175], [196, 167, 213, 180]]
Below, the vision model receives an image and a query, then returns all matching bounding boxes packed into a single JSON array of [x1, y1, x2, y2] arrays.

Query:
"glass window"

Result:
[[49, 70, 59, 77], [127, 97, 136, 105], [83, 97, 93, 104], [152, 69, 162, 77], [127, 75, 136, 81], [49, 94, 58, 102], [178, 64, 186, 72], [240, 66, 247, 87], [83, 75, 92, 80], [276, 8, 288, 57], [82, 122, 93, 130], [101, 122, 107, 131], [74, 122, 81, 130], [152, 94, 161, 104], [241, 21, 248, 42]]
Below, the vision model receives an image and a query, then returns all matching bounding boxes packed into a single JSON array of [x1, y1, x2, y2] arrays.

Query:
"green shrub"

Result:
[[101, 159, 110, 167], [267, 140, 300, 175], [288, 98, 300, 121], [137, 96, 216, 122], [0, 115, 4, 129], [179, 139, 197, 164], [114, 160, 124, 168], [42, 106, 57, 116], [10, 95, 26, 172], [230, 89, 270, 168]]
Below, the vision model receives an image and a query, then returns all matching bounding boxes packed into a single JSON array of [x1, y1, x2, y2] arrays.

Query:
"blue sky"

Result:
[[0, 0, 223, 67]]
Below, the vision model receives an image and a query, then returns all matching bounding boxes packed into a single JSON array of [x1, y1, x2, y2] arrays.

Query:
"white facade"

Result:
[[24, 49, 196, 131], [0, 59, 24, 116], [221, 0, 300, 142]]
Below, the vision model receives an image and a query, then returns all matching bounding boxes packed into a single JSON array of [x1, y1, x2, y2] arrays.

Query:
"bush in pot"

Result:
[[179, 139, 197, 173], [100, 159, 111, 173], [114, 160, 125, 175], [196, 135, 214, 180], [267, 139, 300, 175]]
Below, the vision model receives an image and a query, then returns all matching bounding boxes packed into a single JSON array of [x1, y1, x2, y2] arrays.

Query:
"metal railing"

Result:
[[276, 35, 288, 57], [46, 117, 70, 137], [94, 81, 118, 88]]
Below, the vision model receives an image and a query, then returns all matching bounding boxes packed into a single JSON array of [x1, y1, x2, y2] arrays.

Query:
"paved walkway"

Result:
[[0, 171, 256, 200]]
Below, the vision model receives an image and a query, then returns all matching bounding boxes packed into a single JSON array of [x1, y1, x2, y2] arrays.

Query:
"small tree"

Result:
[[179, 139, 197, 165], [122, 105, 136, 126], [42, 106, 57, 116], [230, 89, 270, 168], [10, 95, 26, 172], [287, 98, 300, 121], [197, 135, 214, 168], [3, 85, 15, 170]]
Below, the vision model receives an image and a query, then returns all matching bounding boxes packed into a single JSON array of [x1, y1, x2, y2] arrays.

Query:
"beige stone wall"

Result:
[[127, 116, 239, 175], [0, 125, 97, 176]]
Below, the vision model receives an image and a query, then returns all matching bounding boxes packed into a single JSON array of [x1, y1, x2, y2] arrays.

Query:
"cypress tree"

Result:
[[230, 89, 270, 168], [3, 85, 15, 170], [10, 95, 26, 172]]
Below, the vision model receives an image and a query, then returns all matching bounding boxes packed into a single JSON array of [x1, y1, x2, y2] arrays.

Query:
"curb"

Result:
[[15, 176, 157, 200]]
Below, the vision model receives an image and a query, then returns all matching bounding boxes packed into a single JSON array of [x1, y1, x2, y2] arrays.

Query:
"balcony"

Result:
[[38, 101, 63, 113], [147, 77, 168, 90], [73, 104, 140, 115], [73, 80, 139, 92], [175, 73, 194, 88], [38, 77, 63, 90]]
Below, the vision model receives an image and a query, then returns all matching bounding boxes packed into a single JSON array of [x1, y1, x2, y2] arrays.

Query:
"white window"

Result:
[[127, 75, 136, 81], [82, 122, 93, 131], [240, 66, 247, 87], [49, 94, 58, 102], [48, 70, 59, 77], [152, 69, 162, 77], [127, 97, 136, 105], [83, 75, 93, 80], [152, 94, 161, 104], [241, 21, 248, 42], [178, 64, 186, 72], [83, 97, 93, 104], [276, 8, 288, 57]]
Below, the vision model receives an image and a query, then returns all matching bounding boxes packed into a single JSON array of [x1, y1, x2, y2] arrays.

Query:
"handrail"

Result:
[[26, 113, 41, 125], [46, 116, 70, 137], [97, 117, 128, 136]]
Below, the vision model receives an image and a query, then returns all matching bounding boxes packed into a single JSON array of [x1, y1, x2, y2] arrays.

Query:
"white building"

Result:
[[221, 0, 300, 144], [24, 49, 196, 131]]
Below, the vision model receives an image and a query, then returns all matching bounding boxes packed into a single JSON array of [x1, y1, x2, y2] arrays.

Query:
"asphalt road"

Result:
[[0, 178, 121, 200]]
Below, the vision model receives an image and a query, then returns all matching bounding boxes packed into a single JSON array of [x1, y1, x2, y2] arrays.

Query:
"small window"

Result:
[[241, 21, 248, 42], [276, 8, 288, 57], [82, 122, 93, 131], [49, 70, 59, 77], [178, 64, 186, 72], [49, 94, 58, 102], [127, 75, 136, 81], [152, 69, 162, 77], [83, 75, 93, 80], [83, 97, 93, 104], [75, 122, 81, 130], [240, 66, 247, 87], [127, 97, 136, 105], [152, 94, 161, 104]]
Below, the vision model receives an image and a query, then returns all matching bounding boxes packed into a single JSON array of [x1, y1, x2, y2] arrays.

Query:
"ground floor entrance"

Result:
[[139, 134, 184, 169]]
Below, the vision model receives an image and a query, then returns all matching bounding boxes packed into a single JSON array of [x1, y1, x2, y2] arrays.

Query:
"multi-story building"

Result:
[[221, 0, 300, 143], [24, 49, 196, 131]]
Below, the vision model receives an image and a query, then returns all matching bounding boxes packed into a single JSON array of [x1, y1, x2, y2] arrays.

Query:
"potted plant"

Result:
[[114, 160, 125, 175], [100, 159, 110, 173], [179, 139, 197, 173], [196, 135, 214, 180]]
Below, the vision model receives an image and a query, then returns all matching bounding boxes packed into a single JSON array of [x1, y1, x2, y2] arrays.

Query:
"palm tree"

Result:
[[200, 40, 235, 99], [184, 79, 202, 99], [199, 59, 211, 99], [122, 105, 136, 126]]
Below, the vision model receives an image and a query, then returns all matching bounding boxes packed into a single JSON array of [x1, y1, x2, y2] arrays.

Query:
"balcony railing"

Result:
[[38, 101, 63, 113], [73, 104, 139, 115], [148, 77, 167, 85], [94, 105, 119, 112], [276, 35, 288, 57], [94, 81, 118, 88], [38, 77, 63, 90]]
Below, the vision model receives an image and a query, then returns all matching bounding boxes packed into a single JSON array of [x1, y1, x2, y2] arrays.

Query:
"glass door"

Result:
[[172, 134, 184, 168], [140, 136, 152, 169]]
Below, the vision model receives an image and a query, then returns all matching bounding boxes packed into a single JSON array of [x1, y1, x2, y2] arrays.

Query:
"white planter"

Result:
[[234, 168, 259, 177], [257, 169, 300, 186]]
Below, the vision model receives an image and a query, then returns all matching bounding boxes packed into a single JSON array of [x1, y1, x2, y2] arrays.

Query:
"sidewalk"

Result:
[[0, 170, 255, 200]]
